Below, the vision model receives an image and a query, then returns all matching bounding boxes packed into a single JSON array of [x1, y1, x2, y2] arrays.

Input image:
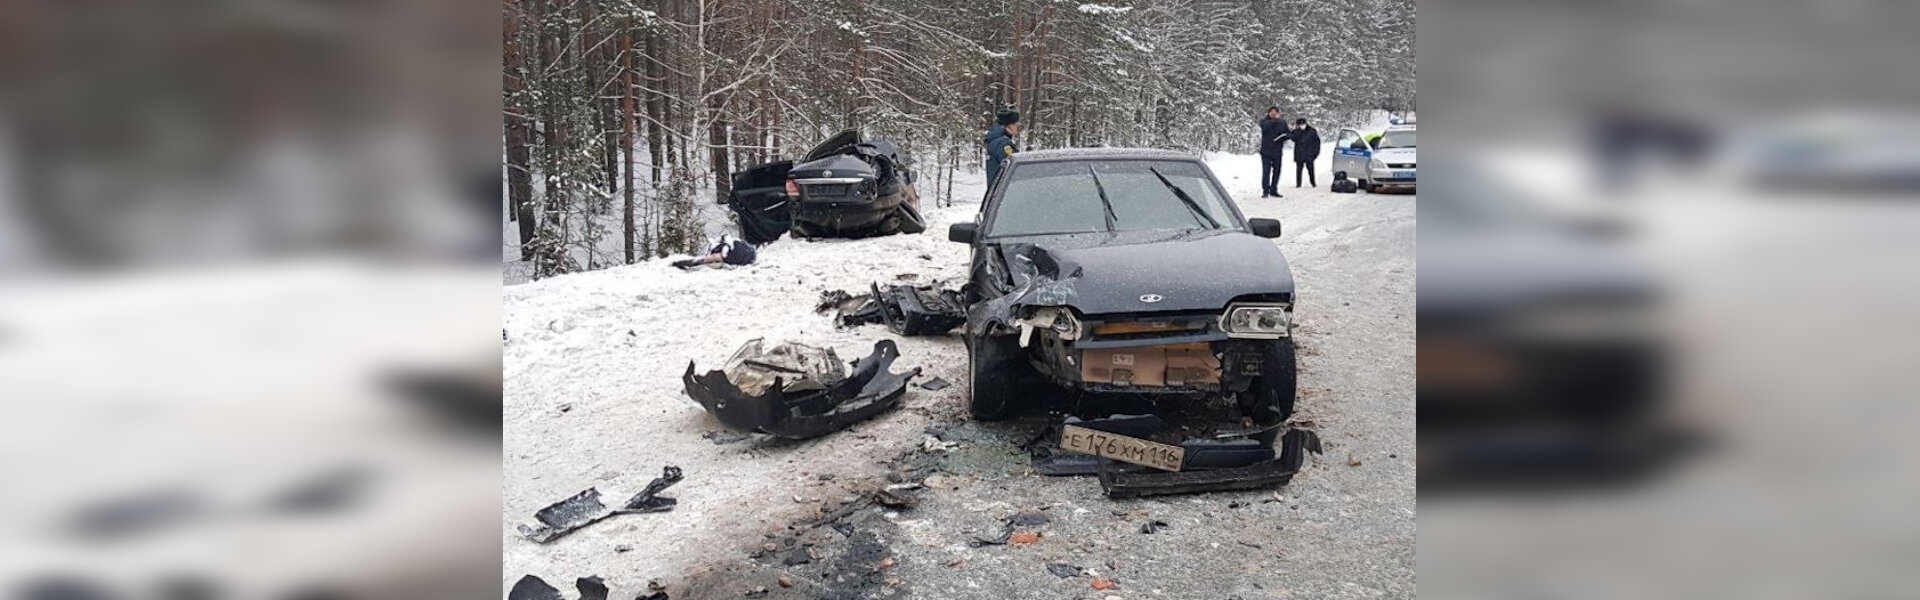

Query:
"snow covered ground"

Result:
[[503, 148, 1415, 598]]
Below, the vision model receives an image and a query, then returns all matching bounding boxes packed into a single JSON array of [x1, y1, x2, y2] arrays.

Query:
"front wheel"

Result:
[[966, 335, 1023, 420], [1359, 179, 1373, 193], [1237, 339, 1298, 426]]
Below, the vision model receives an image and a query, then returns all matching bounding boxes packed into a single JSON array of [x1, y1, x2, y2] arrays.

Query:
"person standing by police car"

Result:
[[984, 110, 1021, 190], [1258, 106, 1288, 197], [1284, 118, 1322, 188]]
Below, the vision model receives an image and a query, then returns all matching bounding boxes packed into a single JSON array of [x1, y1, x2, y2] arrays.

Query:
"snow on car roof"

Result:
[[1012, 147, 1200, 162]]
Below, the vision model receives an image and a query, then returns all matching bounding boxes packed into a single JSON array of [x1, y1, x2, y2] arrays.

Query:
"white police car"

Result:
[[1332, 120, 1416, 192]]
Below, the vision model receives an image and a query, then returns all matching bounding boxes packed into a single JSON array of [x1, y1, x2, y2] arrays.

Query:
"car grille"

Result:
[[1387, 163, 1415, 169]]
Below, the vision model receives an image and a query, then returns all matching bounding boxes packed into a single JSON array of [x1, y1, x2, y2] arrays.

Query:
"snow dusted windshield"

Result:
[[1377, 130, 1416, 149], [986, 160, 1239, 237]]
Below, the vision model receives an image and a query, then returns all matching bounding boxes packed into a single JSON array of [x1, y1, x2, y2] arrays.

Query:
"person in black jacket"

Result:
[[1285, 118, 1322, 188], [1257, 106, 1287, 198], [672, 234, 758, 269]]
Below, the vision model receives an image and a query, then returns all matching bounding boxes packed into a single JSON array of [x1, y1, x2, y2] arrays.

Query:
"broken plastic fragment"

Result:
[[517, 466, 684, 543], [820, 284, 968, 336], [684, 340, 919, 440], [507, 574, 610, 600]]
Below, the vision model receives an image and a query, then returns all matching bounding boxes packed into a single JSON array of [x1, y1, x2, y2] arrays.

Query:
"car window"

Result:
[[1337, 129, 1361, 149], [987, 160, 1239, 237], [1377, 130, 1416, 149]]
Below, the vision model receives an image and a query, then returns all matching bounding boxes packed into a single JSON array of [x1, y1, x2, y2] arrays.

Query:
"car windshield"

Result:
[[986, 160, 1239, 237], [1377, 130, 1416, 149]]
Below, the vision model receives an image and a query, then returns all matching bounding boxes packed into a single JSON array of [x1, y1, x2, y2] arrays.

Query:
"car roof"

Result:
[[1385, 124, 1416, 132], [1011, 147, 1201, 163]]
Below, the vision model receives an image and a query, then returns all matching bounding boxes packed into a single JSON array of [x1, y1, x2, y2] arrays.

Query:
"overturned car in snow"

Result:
[[948, 149, 1304, 495], [725, 130, 926, 243]]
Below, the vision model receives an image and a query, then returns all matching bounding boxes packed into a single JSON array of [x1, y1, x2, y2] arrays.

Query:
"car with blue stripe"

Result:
[[1332, 121, 1417, 193]]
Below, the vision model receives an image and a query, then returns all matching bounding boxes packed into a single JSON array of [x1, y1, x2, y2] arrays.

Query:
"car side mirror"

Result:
[[948, 223, 979, 244], [1249, 218, 1282, 239]]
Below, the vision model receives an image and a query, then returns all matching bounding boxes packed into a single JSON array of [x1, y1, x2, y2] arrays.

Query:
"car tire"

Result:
[[966, 335, 1023, 421], [1238, 338, 1298, 425], [1359, 179, 1372, 193]]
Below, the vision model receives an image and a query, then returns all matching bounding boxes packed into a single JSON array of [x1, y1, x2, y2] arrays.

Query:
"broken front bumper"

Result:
[[683, 340, 920, 440], [1098, 429, 1316, 498], [1031, 413, 1320, 498]]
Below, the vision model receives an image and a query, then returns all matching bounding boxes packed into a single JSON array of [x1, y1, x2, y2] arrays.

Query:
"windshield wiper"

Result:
[[1148, 167, 1219, 229], [1088, 165, 1119, 232]]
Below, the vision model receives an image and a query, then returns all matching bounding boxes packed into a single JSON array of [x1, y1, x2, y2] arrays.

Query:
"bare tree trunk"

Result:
[[620, 29, 637, 264], [710, 116, 731, 204], [504, 0, 537, 260]]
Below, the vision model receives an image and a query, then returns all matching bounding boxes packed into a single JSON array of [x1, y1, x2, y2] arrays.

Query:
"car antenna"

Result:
[[1088, 164, 1119, 232]]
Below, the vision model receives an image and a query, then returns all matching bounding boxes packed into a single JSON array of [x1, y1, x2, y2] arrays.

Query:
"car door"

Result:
[[726, 160, 795, 244], [1332, 128, 1371, 180]]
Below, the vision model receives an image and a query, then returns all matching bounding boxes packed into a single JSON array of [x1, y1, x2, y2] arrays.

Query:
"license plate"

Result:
[[1060, 425, 1185, 471], [1393, 170, 1415, 179]]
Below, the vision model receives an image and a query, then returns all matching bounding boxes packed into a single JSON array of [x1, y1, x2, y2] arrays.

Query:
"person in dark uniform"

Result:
[[1258, 106, 1288, 198], [672, 234, 758, 269], [984, 110, 1021, 187], [1285, 118, 1322, 188]]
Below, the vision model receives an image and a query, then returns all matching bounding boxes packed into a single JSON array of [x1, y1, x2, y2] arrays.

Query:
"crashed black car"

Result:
[[1420, 161, 1680, 488], [947, 149, 1295, 427], [725, 129, 926, 243]]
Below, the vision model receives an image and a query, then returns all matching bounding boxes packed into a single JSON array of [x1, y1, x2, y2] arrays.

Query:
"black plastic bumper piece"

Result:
[[683, 340, 918, 440], [1098, 429, 1313, 498]]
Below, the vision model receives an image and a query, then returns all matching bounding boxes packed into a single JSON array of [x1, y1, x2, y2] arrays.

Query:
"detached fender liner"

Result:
[[684, 340, 920, 440]]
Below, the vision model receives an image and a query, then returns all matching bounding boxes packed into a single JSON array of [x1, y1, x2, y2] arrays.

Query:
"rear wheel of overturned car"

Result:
[[966, 335, 1023, 421], [1238, 339, 1298, 425]]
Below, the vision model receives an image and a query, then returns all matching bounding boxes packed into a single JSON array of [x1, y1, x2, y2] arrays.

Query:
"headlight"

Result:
[[1369, 157, 1387, 170], [1221, 303, 1291, 338]]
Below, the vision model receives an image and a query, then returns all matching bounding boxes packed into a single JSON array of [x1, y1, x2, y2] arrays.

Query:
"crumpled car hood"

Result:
[[992, 229, 1294, 316]]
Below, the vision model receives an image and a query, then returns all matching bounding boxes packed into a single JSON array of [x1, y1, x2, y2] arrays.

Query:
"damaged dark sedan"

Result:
[[725, 129, 926, 243], [949, 149, 1295, 426]]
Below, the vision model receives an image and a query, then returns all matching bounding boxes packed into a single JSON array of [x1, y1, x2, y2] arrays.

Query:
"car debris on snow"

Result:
[[1099, 429, 1321, 499], [919, 435, 958, 453], [1029, 412, 1324, 498], [816, 283, 968, 336], [517, 466, 683, 543], [507, 574, 609, 600], [915, 376, 951, 391], [683, 339, 919, 440]]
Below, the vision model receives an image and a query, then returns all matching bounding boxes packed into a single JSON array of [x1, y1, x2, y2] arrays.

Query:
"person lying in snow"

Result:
[[672, 234, 758, 269]]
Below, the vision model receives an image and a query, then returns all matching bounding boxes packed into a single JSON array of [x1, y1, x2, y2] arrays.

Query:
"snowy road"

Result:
[[503, 151, 1415, 598]]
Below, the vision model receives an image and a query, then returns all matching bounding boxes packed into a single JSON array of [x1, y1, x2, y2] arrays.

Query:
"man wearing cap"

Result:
[[984, 110, 1021, 188]]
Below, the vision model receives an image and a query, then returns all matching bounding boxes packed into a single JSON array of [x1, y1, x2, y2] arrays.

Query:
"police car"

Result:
[[1332, 119, 1416, 192]]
